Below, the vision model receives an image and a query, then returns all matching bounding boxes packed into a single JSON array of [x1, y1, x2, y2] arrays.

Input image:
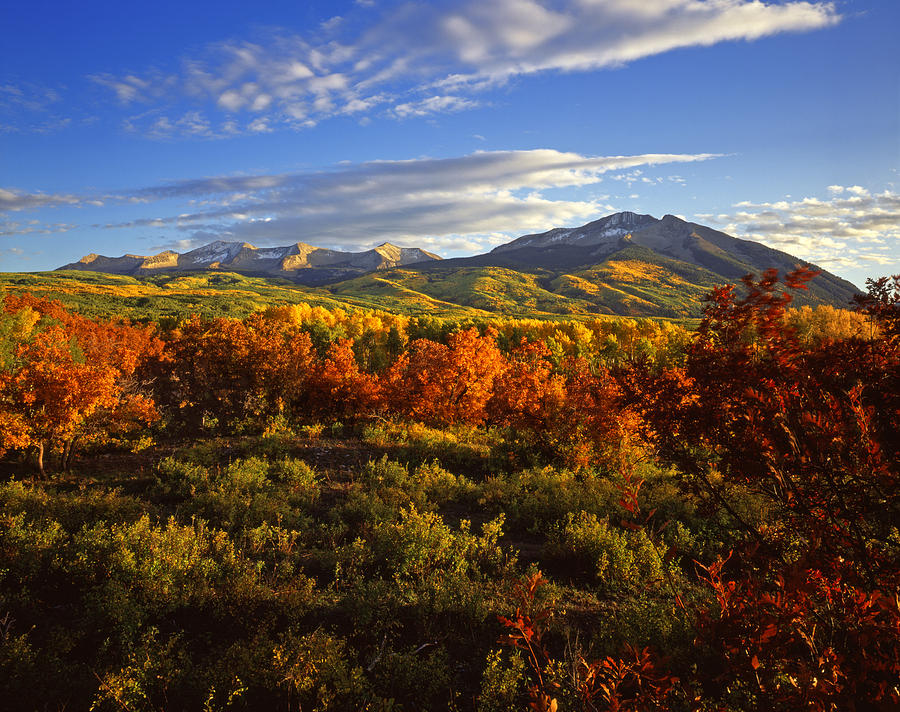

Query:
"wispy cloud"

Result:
[[0, 188, 82, 212], [0, 219, 76, 237], [85, 0, 840, 137], [699, 186, 900, 271], [0, 82, 74, 134], [0, 83, 61, 112], [2, 149, 718, 252], [123, 150, 718, 255], [391, 95, 480, 118], [89, 73, 176, 104]]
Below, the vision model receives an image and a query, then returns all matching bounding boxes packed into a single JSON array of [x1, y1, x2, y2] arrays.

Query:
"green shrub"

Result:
[[340, 456, 418, 523], [0, 481, 145, 531], [90, 627, 197, 712], [361, 508, 509, 584], [0, 511, 67, 583], [333, 507, 511, 643], [477, 649, 527, 712], [240, 521, 307, 584], [342, 455, 465, 525], [165, 440, 226, 467], [271, 458, 320, 507], [355, 456, 472, 512], [273, 629, 383, 711], [478, 466, 619, 534], [0, 624, 43, 703], [219, 457, 270, 495], [167, 457, 314, 531], [361, 455, 411, 493], [370, 507, 473, 582], [411, 460, 474, 506], [71, 515, 257, 616], [152, 457, 210, 500], [371, 644, 451, 710], [243, 433, 295, 460], [298, 423, 325, 440], [361, 420, 503, 473], [546, 511, 663, 589]]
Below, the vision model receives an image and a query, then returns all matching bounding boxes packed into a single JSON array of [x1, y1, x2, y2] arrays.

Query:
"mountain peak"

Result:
[[602, 210, 655, 224], [492, 211, 659, 253]]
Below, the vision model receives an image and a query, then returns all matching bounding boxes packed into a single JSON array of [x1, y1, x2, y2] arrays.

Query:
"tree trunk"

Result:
[[61, 439, 71, 472], [37, 441, 46, 479], [63, 437, 78, 471]]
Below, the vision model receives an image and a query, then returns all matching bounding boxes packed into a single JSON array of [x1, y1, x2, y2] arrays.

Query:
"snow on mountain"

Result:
[[492, 211, 659, 253]]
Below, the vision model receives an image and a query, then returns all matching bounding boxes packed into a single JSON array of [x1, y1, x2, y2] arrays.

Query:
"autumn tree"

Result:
[[486, 339, 565, 434], [381, 328, 507, 425], [548, 357, 638, 471], [0, 295, 163, 475], [628, 270, 900, 709], [306, 338, 380, 420], [159, 314, 315, 433]]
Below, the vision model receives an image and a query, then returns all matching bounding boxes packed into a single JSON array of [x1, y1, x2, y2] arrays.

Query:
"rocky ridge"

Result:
[[61, 241, 442, 285]]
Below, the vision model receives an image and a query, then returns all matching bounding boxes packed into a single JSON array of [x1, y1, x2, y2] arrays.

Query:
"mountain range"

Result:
[[57, 212, 860, 317], [60, 241, 441, 286]]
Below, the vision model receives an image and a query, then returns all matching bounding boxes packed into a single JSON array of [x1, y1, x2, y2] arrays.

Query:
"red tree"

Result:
[[628, 270, 900, 709]]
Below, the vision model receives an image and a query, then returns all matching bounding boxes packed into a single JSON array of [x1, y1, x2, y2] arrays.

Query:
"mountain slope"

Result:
[[487, 211, 857, 301], [330, 212, 859, 317]]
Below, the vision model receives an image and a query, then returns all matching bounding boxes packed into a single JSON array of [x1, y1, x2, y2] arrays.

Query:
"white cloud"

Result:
[[321, 16, 344, 32], [2, 148, 717, 249], [92, 149, 716, 253], [217, 89, 245, 111], [443, 0, 573, 64], [0, 82, 61, 112], [704, 185, 900, 271], [0, 219, 76, 237], [90, 0, 840, 136], [0, 82, 75, 135], [89, 72, 177, 105], [0, 188, 81, 212], [146, 110, 214, 139], [391, 95, 479, 118], [248, 117, 273, 133]]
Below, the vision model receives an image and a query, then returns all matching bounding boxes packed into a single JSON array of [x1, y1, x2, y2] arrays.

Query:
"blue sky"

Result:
[[1, 0, 897, 288]]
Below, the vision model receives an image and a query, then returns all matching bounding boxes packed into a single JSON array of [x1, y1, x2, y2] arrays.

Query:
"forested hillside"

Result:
[[0, 270, 897, 711]]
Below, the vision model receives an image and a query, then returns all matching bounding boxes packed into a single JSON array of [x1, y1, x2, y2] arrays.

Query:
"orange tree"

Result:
[[158, 314, 317, 433], [0, 294, 163, 475], [306, 337, 380, 420], [381, 327, 507, 425], [487, 339, 566, 434]]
